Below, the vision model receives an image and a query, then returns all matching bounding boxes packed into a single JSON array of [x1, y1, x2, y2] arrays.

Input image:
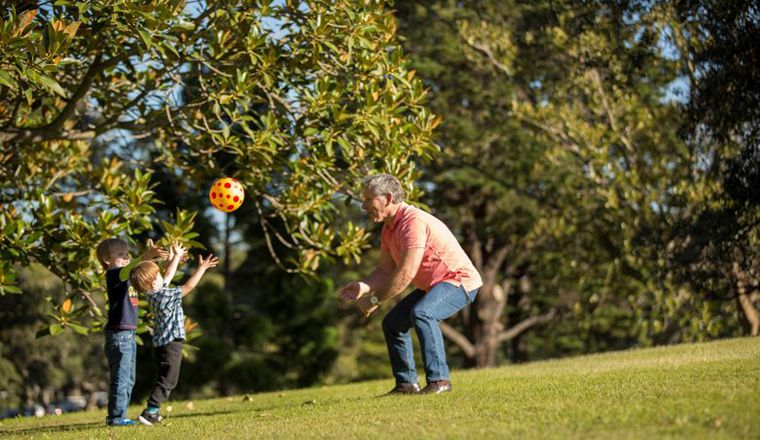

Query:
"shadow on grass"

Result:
[[0, 421, 103, 436], [2, 394, 384, 435], [0, 410, 239, 436], [166, 409, 238, 420]]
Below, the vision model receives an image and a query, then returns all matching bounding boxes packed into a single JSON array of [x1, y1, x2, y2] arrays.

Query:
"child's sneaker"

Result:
[[138, 407, 163, 426], [106, 417, 139, 427]]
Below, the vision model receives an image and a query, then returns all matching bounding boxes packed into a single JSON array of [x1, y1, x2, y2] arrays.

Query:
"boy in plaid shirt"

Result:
[[129, 242, 218, 425]]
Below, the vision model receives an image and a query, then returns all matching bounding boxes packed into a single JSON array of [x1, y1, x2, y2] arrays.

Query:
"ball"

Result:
[[209, 177, 245, 212]]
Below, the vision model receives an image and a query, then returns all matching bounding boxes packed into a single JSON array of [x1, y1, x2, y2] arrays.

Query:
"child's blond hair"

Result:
[[130, 261, 160, 293], [96, 238, 129, 269]]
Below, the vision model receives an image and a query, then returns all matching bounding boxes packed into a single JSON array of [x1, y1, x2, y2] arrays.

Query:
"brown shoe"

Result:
[[385, 383, 421, 395], [420, 380, 452, 394]]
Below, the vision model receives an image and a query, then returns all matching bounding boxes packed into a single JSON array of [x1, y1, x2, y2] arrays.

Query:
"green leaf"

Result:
[[50, 324, 64, 336], [119, 261, 138, 282], [138, 30, 153, 50], [0, 70, 17, 90], [69, 323, 89, 335], [171, 20, 195, 32], [1, 285, 22, 294], [24, 69, 67, 97], [35, 327, 51, 338]]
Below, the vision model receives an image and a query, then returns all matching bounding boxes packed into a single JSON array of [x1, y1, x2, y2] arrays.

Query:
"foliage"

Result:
[[655, 0, 760, 336], [0, 264, 108, 414], [0, 0, 436, 333], [392, 0, 693, 365]]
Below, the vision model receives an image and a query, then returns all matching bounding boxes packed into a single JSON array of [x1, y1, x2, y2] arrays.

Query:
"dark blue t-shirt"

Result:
[[105, 268, 139, 330]]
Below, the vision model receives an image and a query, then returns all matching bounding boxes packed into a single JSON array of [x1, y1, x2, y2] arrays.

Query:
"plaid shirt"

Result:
[[146, 284, 185, 347]]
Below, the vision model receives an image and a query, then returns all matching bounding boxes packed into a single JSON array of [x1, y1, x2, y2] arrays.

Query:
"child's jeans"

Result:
[[105, 329, 136, 421]]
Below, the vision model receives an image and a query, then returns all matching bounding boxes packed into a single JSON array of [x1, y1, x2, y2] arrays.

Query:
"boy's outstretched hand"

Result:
[[167, 241, 189, 263], [198, 254, 219, 270], [143, 239, 168, 260]]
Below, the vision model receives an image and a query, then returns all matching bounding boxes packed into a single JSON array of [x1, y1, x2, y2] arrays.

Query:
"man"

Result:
[[339, 174, 482, 395]]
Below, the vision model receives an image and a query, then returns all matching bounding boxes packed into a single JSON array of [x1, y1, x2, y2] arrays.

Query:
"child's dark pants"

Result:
[[147, 339, 184, 408]]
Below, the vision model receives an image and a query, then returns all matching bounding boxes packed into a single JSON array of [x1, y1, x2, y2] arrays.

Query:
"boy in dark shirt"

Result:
[[96, 238, 165, 427]]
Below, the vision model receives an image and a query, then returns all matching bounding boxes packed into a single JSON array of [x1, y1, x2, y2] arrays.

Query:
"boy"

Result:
[[129, 242, 218, 425], [96, 238, 165, 427]]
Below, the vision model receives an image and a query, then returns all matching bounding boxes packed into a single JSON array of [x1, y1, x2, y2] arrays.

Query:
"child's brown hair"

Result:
[[96, 238, 129, 269], [129, 261, 160, 293]]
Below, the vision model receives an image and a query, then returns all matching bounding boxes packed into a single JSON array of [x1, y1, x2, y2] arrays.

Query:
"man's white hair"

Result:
[[362, 174, 405, 203]]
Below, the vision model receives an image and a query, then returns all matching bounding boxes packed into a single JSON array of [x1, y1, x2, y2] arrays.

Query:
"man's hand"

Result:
[[355, 295, 379, 318], [198, 254, 219, 270], [338, 281, 370, 302]]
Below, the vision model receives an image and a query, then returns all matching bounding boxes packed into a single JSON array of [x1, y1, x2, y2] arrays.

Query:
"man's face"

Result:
[[362, 189, 391, 223], [107, 248, 131, 269]]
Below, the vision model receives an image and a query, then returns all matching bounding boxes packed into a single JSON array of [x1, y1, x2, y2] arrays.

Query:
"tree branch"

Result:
[[589, 68, 635, 155], [498, 308, 557, 343], [458, 27, 512, 77], [0, 53, 126, 145]]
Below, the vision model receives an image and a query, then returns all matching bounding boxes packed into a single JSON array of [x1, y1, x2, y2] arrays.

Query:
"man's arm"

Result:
[[354, 246, 424, 318], [362, 250, 395, 293], [338, 250, 395, 302], [373, 247, 423, 302]]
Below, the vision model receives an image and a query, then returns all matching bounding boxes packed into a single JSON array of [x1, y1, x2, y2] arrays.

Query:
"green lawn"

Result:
[[2, 337, 759, 439]]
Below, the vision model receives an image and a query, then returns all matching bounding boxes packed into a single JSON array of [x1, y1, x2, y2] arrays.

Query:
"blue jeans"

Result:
[[382, 282, 479, 385], [105, 329, 136, 421]]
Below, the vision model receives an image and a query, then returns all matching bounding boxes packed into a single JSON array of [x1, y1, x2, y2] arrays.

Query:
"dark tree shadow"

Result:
[[1, 421, 103, 436]]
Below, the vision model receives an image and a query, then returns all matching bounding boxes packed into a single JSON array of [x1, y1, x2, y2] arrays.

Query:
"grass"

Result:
[[1, 337, 759, 439]]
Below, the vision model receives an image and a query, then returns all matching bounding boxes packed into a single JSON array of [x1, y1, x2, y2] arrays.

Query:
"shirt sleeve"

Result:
[[398, 218, 426, 249]]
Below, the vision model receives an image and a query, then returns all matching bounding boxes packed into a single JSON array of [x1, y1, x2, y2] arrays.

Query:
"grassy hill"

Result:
[[2, 337, 758, 439]]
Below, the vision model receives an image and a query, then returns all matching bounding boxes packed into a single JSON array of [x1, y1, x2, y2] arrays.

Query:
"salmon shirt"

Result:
[[381, 203, 483, 293]]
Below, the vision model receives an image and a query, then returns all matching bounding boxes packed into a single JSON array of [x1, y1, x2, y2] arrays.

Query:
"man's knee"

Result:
[[410, 304, 433, 322]]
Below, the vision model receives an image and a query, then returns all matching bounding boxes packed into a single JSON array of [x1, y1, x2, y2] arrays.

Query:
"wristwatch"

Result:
[[369, 294, 380, 306]]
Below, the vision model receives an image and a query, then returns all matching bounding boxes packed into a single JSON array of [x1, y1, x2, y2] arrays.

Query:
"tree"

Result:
[[0, 2, 200, 336], [1, 1, 438, 337], [0, 264, 109, 413], [660, 0, 760, 336], [394, 0, 699, 367]]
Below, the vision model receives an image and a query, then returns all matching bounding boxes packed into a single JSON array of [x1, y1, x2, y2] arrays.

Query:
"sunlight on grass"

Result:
[[1, 337, 758, 439]]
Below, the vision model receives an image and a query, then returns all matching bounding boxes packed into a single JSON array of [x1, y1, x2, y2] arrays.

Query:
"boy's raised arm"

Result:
[[163, 242, 187, 286], [181, 254, 219, 297], [140, 239, 168, 262]]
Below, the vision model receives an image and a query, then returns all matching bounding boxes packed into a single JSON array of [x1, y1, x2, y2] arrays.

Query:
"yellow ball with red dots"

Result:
[[209, 177, 245, 212]]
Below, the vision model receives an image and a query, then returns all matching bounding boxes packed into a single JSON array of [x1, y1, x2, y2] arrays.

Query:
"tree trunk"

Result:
[[438, 237, 556, 368], [468, 281, 509, 367], [733, 262, 760, 336], [218, 214, 234, 395]]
